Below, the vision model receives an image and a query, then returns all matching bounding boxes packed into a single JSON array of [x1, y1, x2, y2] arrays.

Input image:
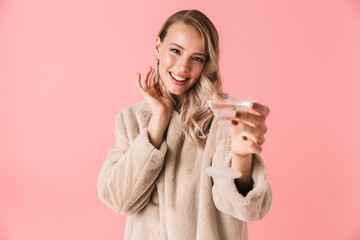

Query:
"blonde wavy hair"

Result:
[[155, 10, 222, 148]]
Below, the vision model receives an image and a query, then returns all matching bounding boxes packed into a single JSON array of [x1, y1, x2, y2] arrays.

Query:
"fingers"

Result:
[[229, 102, 270, 155], [141, 67, 153, 89], [137, 66, 157, 89], [149, 68, 156, 88], [136, 67, 162, 101], [136, 72, 141, 89], [136, 72, 146, 95], [241, 136, 263, 154], [233, 111, 267, 133], [251, 102, 270, 118], [231, 120, 265, 145], [230, 102, 269, 149]]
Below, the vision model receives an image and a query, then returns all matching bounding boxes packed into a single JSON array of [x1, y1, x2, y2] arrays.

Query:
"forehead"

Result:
[[163, 23, 206, 54]]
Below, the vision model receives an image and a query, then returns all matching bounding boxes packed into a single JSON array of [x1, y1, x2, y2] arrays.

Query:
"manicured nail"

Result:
[[236, 112, 241, 118], [253, 103, 258, 109], [231, 120, 238, 125], [242, 136, 248, 141]]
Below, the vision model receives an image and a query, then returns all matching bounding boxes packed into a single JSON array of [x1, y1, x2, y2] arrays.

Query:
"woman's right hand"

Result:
[[136, 66, 174, 117], [136, 66, 174, 148]]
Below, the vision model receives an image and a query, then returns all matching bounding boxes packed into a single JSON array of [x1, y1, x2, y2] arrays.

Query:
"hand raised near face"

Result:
[[230, 102, 270, 157], [136, 66, 174, 118]]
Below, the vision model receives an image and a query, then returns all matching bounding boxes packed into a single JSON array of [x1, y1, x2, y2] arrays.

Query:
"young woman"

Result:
[[98, 9, 272, 240]]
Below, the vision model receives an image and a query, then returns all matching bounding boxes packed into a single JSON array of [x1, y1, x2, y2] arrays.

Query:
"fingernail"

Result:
[[242, 136, 248, 141], [236, 112, 241, 118], [231, 120, 238, 125], [253, 103, 258, 109]]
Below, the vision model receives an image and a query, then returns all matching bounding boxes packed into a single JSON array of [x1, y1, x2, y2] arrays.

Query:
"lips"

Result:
[[169, 71, 189, 86], [169, 71, 189, 81]]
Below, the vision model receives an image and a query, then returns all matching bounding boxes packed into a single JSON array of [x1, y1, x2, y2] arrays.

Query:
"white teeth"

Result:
[[170, 72, 188, 81]]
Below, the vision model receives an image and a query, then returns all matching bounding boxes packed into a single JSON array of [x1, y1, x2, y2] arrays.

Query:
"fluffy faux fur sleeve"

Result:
[[212, 153, 272, 222], [97, 107, 167, 215]]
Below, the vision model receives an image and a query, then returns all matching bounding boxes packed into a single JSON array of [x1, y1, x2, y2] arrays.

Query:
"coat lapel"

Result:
[[196, 117, 223, 239], [135, 101, 152, 129]]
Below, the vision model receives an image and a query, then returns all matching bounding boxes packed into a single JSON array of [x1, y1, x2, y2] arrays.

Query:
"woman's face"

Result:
[[156, 23, 208, 100]]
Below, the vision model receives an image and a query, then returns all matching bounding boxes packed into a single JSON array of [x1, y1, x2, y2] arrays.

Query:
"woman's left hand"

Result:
[[230, 102, 270, 156]]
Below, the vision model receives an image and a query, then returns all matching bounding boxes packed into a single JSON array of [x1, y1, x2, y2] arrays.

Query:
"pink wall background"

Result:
[[1, 0, 360, 239]]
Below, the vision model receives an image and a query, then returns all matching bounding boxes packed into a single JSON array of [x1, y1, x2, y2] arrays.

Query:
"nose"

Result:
[[178, 57, 190, 72]]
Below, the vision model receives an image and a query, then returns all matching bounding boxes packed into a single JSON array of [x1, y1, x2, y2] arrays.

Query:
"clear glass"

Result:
[[205, 92, 257, 179]]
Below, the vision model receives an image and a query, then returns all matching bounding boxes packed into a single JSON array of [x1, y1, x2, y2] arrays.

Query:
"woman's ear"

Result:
[[155, 36, 161, 58]]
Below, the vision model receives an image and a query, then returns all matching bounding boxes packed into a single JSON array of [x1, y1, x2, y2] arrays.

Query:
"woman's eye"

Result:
[[170, 49, 180, 54], [193, 57, 204, 63]]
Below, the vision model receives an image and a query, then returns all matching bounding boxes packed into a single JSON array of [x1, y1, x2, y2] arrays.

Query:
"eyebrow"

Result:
[[170, 43, 208, 58]]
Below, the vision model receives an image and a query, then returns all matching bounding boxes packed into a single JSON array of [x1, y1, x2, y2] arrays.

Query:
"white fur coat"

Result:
[[97, 101, 272, 240]]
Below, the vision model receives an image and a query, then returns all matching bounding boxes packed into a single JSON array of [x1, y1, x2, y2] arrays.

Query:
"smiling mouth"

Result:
[[169, 72, 189, 82]]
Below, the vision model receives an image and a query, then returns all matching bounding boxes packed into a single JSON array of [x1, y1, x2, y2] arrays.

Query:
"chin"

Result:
[[168, 88, 185, 97]]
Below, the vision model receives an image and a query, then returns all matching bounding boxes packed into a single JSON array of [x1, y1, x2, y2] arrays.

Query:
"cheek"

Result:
[[160, 52, 176, 70], [192, 64, 205, 77]]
